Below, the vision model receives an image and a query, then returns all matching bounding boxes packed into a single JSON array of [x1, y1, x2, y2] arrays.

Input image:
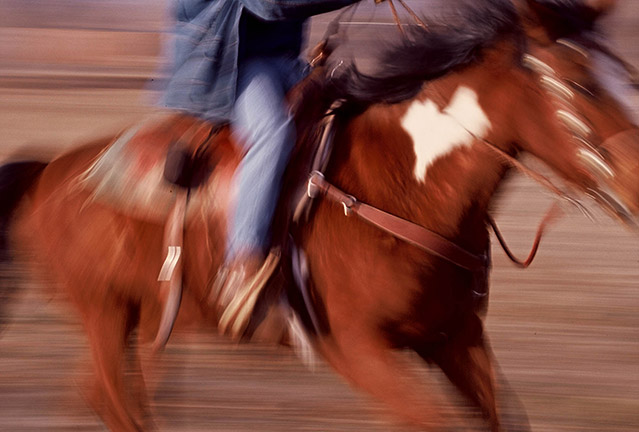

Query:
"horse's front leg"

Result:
[[318, 326, 462, 431], [416, 314, 515, 432]]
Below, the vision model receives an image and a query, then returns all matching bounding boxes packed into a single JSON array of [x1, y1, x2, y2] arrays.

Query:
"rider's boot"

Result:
[[215, 250, 281, 341]]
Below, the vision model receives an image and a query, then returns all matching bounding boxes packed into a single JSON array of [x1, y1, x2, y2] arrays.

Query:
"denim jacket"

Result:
[[162, 0, 358, 122]]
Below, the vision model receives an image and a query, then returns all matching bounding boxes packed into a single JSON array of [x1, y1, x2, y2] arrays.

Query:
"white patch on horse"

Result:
[[402, 86, 491, 181]]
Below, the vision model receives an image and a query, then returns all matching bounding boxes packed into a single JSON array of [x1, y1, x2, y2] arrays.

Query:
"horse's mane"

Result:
[[326, 0, 521, 105]]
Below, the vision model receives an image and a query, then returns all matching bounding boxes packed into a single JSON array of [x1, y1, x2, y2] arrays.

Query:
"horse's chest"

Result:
[[404, 265, 487, 330]]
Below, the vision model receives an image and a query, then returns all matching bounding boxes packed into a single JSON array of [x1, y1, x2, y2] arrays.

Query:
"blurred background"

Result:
[[0, 1, 638, 431]]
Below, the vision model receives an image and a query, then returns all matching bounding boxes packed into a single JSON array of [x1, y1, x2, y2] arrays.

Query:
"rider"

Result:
[[162, 0, 359, 339]]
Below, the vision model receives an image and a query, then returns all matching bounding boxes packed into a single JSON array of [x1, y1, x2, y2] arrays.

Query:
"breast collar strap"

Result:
[[307, 171, 488, 272]]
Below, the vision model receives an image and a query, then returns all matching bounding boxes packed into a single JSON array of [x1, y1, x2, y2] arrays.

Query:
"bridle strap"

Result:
[[307, 171, 487, 271]]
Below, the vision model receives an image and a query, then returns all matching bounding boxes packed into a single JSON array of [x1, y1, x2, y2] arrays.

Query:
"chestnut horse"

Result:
[[2, 0, 638, 431]]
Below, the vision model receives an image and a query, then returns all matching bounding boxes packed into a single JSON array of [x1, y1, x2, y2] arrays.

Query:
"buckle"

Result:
[[341, 195, 356, 216], [307, 171, 325, 198]]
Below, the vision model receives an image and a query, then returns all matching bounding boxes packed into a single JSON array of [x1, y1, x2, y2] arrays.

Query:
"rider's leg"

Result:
[[227, 57, 299, 261], [216, 56, 303, 339]]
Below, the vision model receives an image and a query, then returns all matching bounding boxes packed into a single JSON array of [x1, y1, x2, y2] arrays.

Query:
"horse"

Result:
[[1, 0, 638, 430]]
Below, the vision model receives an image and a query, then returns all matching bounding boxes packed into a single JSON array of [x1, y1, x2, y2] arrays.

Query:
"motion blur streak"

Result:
[[0, 1, 638, 431]]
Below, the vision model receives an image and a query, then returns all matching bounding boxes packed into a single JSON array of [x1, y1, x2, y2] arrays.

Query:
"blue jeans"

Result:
[[227, 56, 305, 260]]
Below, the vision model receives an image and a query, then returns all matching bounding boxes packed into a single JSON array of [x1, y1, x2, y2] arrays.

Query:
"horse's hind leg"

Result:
[[82, 295, 147, 432], [420, 317, 501, 432]]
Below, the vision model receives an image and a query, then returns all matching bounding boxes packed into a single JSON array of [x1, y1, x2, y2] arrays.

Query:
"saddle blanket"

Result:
[[75, 114, 228, 223]]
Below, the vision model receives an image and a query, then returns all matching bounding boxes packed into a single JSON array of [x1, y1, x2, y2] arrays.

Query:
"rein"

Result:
[[376, 0, 427, 36], [487, 205, 562, 268], [320, 0, 426, 46]]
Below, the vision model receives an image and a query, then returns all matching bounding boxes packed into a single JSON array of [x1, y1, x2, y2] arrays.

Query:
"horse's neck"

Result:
[[330, 78, 511, 252]]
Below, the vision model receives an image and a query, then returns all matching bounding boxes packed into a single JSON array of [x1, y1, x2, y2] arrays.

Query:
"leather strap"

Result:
[[377, 0, 427, 35], [308, 171, 487, 271], [488, 203, 563, 268], [153, 189, 188, 353]]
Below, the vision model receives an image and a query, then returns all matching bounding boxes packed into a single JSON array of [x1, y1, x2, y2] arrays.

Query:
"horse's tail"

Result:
[[0, 161, 47, 252], [0, 160, 47, 331]]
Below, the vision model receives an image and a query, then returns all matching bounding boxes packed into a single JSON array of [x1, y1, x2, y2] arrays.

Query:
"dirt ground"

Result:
[[0, 1, 638, 431]]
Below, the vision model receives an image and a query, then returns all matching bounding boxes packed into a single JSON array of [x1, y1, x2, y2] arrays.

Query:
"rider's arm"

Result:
[[239, 0, 360, 21]]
